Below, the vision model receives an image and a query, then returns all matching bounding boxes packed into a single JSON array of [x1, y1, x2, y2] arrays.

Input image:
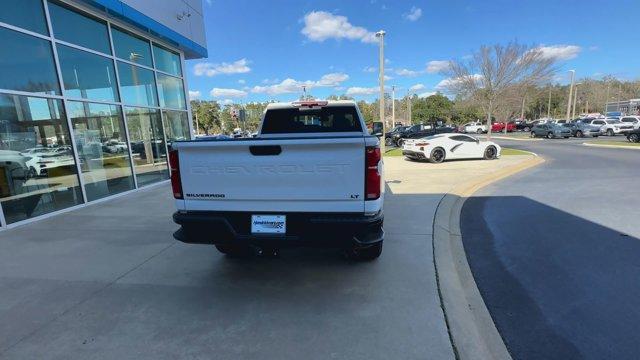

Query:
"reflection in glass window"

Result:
[[125, 107, 168, 186], [112, 27, 153, 67], [57, 45, 119, 102], [157, 74, 186, 109], [162, 110, 190, 149], [153, 44, 182, 76], [48, 1, 111, 54], [117, 62, 157, 107], [0, 94, 82, 224], [0, 0, 49, 35], [68, 102, 135, 201], [0, 27, 60, 95]]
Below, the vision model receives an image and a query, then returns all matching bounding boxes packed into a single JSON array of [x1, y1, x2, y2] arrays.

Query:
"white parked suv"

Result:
[[589, 118, 634, 136], [620, 116, 640, 129], [170, 100, 384, 260], [463, 122, 487, 134]]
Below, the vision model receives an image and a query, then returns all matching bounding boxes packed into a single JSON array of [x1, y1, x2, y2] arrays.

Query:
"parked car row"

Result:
[[385, 123, 456, 147]]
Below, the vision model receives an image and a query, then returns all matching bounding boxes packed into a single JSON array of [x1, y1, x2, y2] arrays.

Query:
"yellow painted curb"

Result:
[[582, 142, 640, 150], [433, 155, 545, 360]]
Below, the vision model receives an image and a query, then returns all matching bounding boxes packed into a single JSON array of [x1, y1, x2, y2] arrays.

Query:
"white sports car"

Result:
[[402, 133, 501, 163]]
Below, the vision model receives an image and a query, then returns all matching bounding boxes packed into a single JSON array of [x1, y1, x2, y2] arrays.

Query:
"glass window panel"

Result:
[[0, 0, 48, 35], [124, 107, 168, 186], [162, 110, 190, 149], [57, 45, 119, 102], [68, 101, 134, 201], [0, 27, 60, 95], [153, 44, 182, 76], [157, 73, 186, 109], [0, 94, 82, 224], [48, 1, 111, 54], [112, 27, 152, 67], [117, 62, 157, 107]]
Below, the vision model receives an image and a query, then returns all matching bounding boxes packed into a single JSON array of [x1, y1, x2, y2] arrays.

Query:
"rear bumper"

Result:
[[172, 210, 384, 248], [402, 150, 426, 159]]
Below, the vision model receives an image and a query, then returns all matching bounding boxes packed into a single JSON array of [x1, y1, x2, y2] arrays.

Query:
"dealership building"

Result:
[[0, 0, 207, 227]]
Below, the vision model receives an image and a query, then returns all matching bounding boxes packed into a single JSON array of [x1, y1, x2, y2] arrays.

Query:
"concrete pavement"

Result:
[[0, 154, 537, 359]]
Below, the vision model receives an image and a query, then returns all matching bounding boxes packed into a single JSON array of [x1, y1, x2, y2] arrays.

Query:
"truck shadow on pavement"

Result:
[[462, 195, 640, 360]]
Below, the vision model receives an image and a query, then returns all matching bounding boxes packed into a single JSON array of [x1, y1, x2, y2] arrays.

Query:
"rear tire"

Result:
[[547, 132, 554, 139], [576, 130, 583, 138], [385, 137, 393, 146], [629, 133, 640, 143], [476, 129, 483, 134], [607, 129, 614, 136], [215, 244, 251, 257], [429, 147, 446, 163], [484, 146, 497, 160], [345, 242, 383, 261], [397, 139, 405, 148], [530, 131, 536, 138]]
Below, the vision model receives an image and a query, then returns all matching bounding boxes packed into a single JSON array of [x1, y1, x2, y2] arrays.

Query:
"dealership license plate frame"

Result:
[[251, 215, 286, 234]]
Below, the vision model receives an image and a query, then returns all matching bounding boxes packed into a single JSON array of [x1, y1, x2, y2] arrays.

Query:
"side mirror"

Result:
[[374, 132, 383, 137]]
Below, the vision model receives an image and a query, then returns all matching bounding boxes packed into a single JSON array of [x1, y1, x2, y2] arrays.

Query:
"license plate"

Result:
[[251, 215, 286, 234]]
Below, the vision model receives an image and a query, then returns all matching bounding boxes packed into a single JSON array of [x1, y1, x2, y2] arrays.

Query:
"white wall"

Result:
[[121, 0, 206, 48]]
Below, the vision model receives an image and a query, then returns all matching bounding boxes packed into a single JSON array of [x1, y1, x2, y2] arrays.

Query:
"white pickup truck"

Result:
[[169, 100, 384, 260]]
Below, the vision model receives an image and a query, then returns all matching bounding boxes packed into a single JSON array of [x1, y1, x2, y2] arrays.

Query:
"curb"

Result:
[[582, 142, 640, 150], [433, 155, 545, 360]]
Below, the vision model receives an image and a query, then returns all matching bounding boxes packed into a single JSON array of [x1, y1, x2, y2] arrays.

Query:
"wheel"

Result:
[[629, 133, 640, 143], [476, 129, 483, 134], [530, 131, 536, 138], [607, 129, 614, 136], [524, 126, 530, 132], [547, 132, 554, 139], [397, 139, 405, 148], [28, 167, 38, 178], [429, 147, 446, 163], [385, 137, 393, 146], [483, 146, 497, 160], [345, 242, 383, 261], [575, 130, 583, 138], [215, 244, 251, 257]]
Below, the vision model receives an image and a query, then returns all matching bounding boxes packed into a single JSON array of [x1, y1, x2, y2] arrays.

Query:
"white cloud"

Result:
[[418, 91, 437, 98], [363, 66, 377, 73], [535, 45, 581, 60], [409, 84, 425, 92], [403, 7, 422, 21], [426, 60, 450, 73], [210, 88, 248, 98], [395, 68, 420, 77], [346, 86, 379, 96], [193, 59, 251, 77], [436, 74, 483, 90], [316, 72, 350, 86], [302, 11, 376, 44], [238, 79, 246, 84], [188, 90, 201, 100], [251, 73, 350, 95]]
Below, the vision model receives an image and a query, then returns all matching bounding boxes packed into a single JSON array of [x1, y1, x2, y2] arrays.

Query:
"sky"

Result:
[[185, 0, 640, 104]]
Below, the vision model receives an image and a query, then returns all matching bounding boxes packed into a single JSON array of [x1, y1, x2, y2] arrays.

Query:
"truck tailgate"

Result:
[[174, 137, 366, 212]]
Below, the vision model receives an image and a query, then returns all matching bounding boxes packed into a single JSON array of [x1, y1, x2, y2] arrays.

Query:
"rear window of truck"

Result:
[[261, 106, 363, 134]]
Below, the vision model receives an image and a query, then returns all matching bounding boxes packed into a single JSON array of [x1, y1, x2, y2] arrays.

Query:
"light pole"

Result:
[[391, 85, 395, 127], [572, 83, 581, 119], [565, 70, 575, 121], [547, 85, 552, 119], [376, 30, 386, 153]]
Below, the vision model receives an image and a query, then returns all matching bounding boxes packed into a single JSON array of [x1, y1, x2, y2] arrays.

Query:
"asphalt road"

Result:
[[461, 137, 640, 359]]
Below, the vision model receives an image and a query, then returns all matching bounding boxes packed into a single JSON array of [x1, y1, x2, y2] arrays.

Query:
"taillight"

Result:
[[365, 146, 381, 200], [415, 142, 429, 146], [169, 149, 183, 199]]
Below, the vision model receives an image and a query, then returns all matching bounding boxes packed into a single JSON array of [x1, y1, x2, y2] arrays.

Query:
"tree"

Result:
[[190, 100, 221, 134], [443, 41, 558, 138], [411, 94, 453, 124]]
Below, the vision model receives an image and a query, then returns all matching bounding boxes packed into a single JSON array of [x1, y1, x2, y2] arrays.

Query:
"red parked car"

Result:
[[491, 122, 516, 132]]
